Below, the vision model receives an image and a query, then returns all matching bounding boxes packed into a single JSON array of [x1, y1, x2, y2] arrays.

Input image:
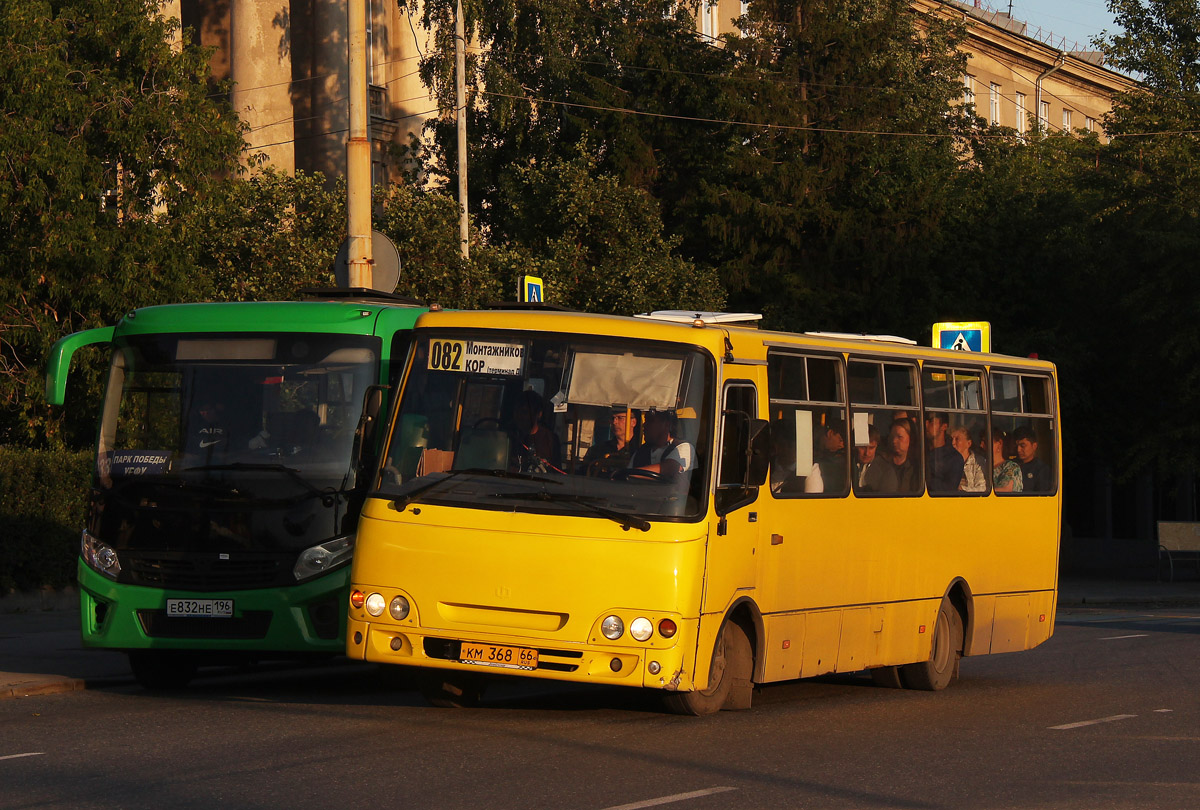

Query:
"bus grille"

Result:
[[125, 554, 283, 591], [422, 637, 582, 673], [136, 610, 273, 639]]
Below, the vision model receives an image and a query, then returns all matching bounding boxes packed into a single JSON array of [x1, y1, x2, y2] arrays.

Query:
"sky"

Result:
[[987, 0, 1121, 51]]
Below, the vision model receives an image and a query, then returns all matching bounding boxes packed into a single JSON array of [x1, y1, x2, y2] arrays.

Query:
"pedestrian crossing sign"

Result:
[[521, 275, 543, 303], [932, 321, 991, 353]]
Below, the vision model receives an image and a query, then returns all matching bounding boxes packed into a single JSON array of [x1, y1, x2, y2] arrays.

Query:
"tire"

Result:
[[419, 671, 487, 708], [128, 651, 198, 690], [663, 620, 753, 716], [900, 597, 962, 691]]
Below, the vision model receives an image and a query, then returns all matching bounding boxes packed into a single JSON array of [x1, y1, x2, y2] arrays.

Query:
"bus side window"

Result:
[[990, 372, 1056, 495], [767, 352, 848, 497], [848, 359, 920, 496], [716, 383, 759, 514]]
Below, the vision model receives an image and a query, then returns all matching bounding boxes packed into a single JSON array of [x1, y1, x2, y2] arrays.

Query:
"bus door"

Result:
[[702, 379, 765, 620]]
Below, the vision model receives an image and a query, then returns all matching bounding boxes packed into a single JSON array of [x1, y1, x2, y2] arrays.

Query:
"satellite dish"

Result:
[[334, 230, 401, 293]]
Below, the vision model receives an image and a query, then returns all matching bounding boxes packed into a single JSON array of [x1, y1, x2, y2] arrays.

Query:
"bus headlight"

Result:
[[630, 617, 654, 642], [364, 593, 386, 617], [81, 530, 121, 580], [293, 535, 354, 582], [389, 595, 410, 621], [601, 615, 624, 640]]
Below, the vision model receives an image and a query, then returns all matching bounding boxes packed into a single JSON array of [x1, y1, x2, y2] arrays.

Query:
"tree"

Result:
[[689, 0, 972, 336], [0, 0, 244, 446]]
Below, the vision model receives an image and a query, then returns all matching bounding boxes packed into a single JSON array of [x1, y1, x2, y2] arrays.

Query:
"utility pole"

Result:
[[455, 0, 470, 261], [346, 0, 373, 288]]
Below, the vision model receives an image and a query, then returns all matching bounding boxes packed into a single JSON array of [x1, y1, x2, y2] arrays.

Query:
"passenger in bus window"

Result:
[[854, 425, 897, 493], [1013, 425, 1051, 492], [886, 417, 920, 492], [511, 390, 563, 474], [991, 429, 1023, 493], [925, 411, 964, 492], [630, 409, 694, 481], [950, 426, 988, 492], [804, 420, 847, 494], [582, 406, 637, 473]]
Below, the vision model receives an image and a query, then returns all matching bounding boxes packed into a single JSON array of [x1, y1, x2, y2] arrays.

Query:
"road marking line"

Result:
[[1050, 714, 1136, 730], [0, 752, 45, 762], [601, 787, 737, 810], [1155, 709, 1174, 713], [1099, 634, 1150, 640]]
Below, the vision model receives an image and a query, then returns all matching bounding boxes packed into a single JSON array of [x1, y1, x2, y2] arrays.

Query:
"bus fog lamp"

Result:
[[630, 617, 653, 641], [648, 661, 662, 675], [365, 593, 386, 617], [601, 615, 624, 640], [389, 595, 410, 620], [81, 530, 121, 580]]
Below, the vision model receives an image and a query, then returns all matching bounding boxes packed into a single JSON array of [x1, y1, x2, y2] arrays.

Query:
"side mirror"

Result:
[[351, 384, 390, 478], [748, 419, 771, 487]]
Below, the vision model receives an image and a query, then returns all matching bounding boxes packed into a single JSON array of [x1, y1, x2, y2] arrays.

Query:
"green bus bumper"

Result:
[[77, 560, 350, 654]]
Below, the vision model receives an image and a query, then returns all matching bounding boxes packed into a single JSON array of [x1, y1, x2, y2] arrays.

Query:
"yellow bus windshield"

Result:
[[375, 331, 715, 521]]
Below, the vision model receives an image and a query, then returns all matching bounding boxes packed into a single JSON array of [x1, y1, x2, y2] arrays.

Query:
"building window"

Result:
[[1062, 109, 1073, 132], [1039, 100, 1049, 132], [989, 83, 1000, 125], [1015, 93, 1027, 134], [963, 74, 975, 108], [1086, 116, 1096, 133], [700, 0, 717, 37]]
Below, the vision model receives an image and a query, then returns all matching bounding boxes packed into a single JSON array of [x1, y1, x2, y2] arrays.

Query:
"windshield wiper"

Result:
[[108, 474, 246, 500], [389, 467, 563, 511], [184, 463, 344, 507], [489, 490, 651, 532]]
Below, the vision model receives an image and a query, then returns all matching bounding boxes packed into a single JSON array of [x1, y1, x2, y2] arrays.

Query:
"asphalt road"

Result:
[[2, 607, 1198, 810]]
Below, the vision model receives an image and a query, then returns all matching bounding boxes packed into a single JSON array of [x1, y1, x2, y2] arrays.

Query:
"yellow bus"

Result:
[[347, 309, 1060, 713]]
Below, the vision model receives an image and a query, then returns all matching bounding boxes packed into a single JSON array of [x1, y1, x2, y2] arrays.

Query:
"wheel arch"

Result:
[[942, 577, 974, 656], [724, 595, 764, 684]]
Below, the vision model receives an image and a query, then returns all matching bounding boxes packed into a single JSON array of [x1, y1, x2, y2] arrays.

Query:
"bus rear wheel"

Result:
[[663, 620, 753, 716], [900, 597, 962, 691], [128, 651, 198, 690], [420, 671, 487, 708]]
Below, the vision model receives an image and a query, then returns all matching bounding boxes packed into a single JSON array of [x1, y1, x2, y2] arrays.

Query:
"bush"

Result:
[[0, 447, 92, 592]]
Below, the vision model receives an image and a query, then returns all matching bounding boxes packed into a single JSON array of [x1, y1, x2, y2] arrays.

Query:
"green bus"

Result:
[[46, 291, 425, 687]]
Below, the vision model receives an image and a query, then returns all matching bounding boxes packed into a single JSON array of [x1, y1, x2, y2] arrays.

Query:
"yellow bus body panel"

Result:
[[349, 499, 710, 690]]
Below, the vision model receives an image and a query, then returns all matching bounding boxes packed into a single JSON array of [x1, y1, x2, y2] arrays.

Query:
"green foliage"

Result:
[[185, 169, 345, 301], [703, 0, 971, 335], [0, 447, 92, 592], [0, 0, 244, 446], [492, 153, 724, 313]]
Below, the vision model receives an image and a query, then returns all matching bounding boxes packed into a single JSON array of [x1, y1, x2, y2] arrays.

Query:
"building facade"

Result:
[[183, 0, 1135, 180]]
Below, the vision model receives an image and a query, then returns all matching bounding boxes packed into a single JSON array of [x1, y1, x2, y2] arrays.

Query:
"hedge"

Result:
[[0, 447, 92, 592]]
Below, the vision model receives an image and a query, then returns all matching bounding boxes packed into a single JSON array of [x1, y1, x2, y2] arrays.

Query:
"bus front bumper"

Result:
[[78, 560, 350, 654], [346, 616, 696, 691]]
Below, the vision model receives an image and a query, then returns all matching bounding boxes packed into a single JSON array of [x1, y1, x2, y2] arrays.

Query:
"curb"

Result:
[[2, 677, 86, 701]]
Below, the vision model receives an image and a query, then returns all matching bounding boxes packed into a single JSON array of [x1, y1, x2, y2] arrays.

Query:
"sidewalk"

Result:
[[3, 577, 1199, 700]]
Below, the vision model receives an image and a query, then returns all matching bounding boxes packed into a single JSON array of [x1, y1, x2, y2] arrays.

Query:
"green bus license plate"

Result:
[[460, 642, 538, 670], [166, 598, 234, 618]]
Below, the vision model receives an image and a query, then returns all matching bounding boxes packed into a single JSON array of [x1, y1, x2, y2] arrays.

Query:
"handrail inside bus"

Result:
[[44, 326, 115, 405]]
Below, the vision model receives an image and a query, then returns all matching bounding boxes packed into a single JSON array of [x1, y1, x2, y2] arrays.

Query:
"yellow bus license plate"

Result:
[[460, 642, 538, 670]]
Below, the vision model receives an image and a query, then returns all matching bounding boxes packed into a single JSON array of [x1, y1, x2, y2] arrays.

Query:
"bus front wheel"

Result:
[[128, 651, 198, 690], [900, 597, 962, 691], [663, 620, 753, 716]]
